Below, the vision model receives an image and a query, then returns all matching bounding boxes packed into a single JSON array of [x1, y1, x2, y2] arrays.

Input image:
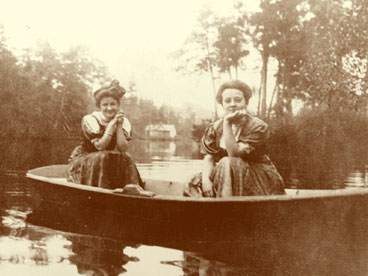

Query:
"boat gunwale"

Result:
[[26, 170, 368, 203]]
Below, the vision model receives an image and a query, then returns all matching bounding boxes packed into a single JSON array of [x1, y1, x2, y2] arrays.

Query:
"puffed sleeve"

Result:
[[237, 116, 268, 156], [200, 121, 226, 159], [81, 114, 103, 144], [122, 118, 132, 141], [200, 123, 217, 155]]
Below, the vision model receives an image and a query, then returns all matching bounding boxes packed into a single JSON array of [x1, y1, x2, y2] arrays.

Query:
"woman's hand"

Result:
[[202, 177, 214, 197], [202, 154, 215, 197], [115, 111, 128, 152], [115, 111, 125, 125], [224, 109, 246, 124], [107, 111, 125, 129], [104, 112, 124, 137]]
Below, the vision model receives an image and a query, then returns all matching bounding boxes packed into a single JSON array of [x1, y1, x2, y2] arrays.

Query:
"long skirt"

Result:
[[184, 156, 285, 197], [67, 151, 143, 189]]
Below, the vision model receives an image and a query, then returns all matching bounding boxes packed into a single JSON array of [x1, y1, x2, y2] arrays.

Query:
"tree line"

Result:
[[0, 25, 195, 139], [0, 26, 106, 138]]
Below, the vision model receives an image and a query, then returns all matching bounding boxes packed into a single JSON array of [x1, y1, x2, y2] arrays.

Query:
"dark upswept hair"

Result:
[[93, 80, 126, 107], [216, 80, 253, 105]]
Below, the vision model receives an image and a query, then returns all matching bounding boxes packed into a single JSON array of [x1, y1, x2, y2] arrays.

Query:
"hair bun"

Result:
[[110, 80, 126, 98], [93, 80, 126, 104]]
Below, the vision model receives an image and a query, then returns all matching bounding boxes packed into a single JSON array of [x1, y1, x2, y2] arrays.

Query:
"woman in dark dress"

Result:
[[185, 80, 285, 197], [67, 80, 143, 189]]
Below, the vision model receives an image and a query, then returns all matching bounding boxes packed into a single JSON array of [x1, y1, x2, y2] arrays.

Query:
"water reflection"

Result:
[[0, 138, 201, 173], [344, 170, 367, 187], [0, 219, 138, 276], [0, 138, 75, 172], [145, 141, 177, 158], [129, 139, 201, 162], [2, 137, 366, 189]]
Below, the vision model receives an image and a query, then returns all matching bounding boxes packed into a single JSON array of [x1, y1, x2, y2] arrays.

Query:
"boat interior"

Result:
[[26, 164, 185, 197], [26, 165, 368, 199]]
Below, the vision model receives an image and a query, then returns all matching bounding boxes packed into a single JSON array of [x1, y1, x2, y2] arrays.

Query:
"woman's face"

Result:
[[99, 97, 119, 120], [222, 89, 247, 115]]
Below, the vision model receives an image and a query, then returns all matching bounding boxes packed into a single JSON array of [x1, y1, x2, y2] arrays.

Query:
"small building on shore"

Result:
[[145, 124, 177, 140]]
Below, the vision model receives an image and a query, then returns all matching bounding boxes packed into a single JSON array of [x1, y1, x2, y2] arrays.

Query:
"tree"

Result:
[[174, 5, 252, 119], [58, 45, 109, 133], [0, 30, 111, 138], [19, 43, 110, 136], [173, 6, 219, 118], [248, 0, 307, 118], [249, 0, 277, 118], [213, 16, 250, 79], [0, 25, 40, 137], [297, 0, 368, 112], [270, 0, 308, 117]]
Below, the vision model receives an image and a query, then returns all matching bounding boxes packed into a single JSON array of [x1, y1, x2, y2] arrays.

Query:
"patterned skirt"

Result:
[[67, 150, 143, 189], [184, 156, 285, 197]]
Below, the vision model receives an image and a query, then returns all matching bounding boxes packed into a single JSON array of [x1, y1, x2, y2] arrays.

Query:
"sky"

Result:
[[0, 0, 267, 117]]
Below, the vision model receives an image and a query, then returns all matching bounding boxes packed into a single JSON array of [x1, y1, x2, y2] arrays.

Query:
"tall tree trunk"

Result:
[[261, 52, 269, 118], [279, 60, 293, 116], [228, 69, 232, 80], [275, 62, 283, 110], [283, 65, 293, 116], [205, 36, 218, 119], [267, 79, 278, 119], [257, 76, 262, 117]]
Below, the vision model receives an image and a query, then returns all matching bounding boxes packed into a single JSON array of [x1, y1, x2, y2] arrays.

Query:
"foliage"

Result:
[[173, 6, 218, 75], [248, 0, 279, 117], [247, 0, 309, 117], [0, 26, 29, 137], [213, 17, 249, 79], [121, 96, 173, 138], [191, 119, 211, 143], [176, 5, 249, 78], [0, 28, 110, 138], [0, 25, 206, 141], [175, 0, 368, 117], [296, 0, 368, 111], [252, 0, 368, 114], [268, 109, 368, 188], [173, 5, 250, 118]]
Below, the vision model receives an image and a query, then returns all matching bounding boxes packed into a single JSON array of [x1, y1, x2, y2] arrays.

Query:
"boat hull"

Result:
[[26, 165, 368, 265]]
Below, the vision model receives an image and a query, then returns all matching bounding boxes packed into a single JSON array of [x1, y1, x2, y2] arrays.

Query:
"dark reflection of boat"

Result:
[[27, 201, 368, 276], [67, 233, 139, 276], [0, 173, 140, 274], [180, 246, 368, 276], [2, 212, 139, 275]]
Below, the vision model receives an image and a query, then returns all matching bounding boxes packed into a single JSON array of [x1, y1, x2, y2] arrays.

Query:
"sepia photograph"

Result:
[[1, 0, 368, 275]]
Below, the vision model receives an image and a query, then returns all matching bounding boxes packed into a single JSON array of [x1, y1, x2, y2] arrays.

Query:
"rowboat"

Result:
[[26, 164, 368, 266]]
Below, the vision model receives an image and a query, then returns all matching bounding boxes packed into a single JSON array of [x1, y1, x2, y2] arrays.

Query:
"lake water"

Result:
[[1, 138, 368, 276]]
